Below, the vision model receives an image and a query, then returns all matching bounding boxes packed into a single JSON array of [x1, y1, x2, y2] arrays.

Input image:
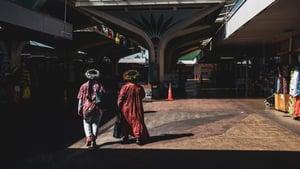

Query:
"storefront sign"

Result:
[[275, 40, 289, 55], [293, 36, 300, 52]]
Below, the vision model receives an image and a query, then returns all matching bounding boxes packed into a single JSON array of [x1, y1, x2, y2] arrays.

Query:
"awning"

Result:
[[118, 52, 148, 64], [177, 49, 203, 65]]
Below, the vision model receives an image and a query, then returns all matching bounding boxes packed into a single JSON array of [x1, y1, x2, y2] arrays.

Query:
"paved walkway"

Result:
[[77, 98, 300, 151], [15, 98, 300, 169]]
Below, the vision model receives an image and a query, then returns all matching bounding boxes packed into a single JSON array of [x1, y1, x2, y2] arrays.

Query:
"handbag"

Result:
[[113, 113, 122, 138]]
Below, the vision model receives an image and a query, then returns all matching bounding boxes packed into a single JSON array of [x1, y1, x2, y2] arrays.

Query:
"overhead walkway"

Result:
[[73, 0, 227, 82]]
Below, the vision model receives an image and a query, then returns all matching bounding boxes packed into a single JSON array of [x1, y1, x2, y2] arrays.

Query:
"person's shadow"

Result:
[[146, 133, 193, 144], [96, 133, 193, 148]]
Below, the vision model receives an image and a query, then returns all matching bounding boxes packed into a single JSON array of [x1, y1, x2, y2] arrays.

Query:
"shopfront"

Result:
[[273, 36, 300, 119]]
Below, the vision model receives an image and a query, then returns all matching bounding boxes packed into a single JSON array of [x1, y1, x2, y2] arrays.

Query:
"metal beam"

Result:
[[0, 0, 73, 39], [75, 0, 226, 7]]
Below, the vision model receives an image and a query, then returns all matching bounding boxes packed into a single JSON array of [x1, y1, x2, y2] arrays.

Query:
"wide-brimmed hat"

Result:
[[123, 69, 140, 81], [85, 69, 100, 80]]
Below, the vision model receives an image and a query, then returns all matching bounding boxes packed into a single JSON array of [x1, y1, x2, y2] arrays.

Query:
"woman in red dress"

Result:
[[77, 69, 106, 148], [117, 70, 149, 145]]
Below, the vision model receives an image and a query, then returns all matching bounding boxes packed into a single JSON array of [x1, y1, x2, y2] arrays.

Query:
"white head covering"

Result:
[[85, 69, 100, 80]]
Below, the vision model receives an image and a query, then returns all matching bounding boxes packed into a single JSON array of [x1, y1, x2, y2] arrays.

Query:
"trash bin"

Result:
[[151, 82, 161, 99]]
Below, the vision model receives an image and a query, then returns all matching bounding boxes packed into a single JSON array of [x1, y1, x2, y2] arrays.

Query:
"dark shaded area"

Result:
[[0, 91, 117, 163], [8, 148, 300, 169], [0, 100, 80, 160]]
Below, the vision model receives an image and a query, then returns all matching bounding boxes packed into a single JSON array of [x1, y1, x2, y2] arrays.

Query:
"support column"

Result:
[[0, 41, 9, 75], [1, 40, 26, 104], [8, 40, 26, 68], [289, 35, 293, 65]]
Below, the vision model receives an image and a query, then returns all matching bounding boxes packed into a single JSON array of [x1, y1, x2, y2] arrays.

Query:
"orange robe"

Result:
[[118, 82, 149, 140]]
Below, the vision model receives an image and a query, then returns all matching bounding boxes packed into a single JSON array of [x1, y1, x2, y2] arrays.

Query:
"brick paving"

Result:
[[89, 98, 300, 151]]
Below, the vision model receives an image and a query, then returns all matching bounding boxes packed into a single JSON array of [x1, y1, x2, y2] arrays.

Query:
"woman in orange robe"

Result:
[[117, 70, 149, 145]]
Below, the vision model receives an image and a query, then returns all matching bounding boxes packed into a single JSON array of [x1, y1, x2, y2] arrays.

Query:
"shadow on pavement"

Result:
[[97, 133, 194, 147], [146, 133, 194, 144], [10, 148, 300, 169]]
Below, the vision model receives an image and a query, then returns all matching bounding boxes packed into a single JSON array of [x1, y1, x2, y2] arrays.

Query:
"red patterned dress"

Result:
[[118, 82, 149, 141]]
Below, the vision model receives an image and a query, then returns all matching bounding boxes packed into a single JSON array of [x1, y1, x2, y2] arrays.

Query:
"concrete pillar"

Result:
[[289, 35, 293, 65], [8, 40, 26, 68], [0, 40, 26, 103]]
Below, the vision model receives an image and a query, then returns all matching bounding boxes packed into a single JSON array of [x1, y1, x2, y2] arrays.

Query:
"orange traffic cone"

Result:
[[166, 82, 174, 101]]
